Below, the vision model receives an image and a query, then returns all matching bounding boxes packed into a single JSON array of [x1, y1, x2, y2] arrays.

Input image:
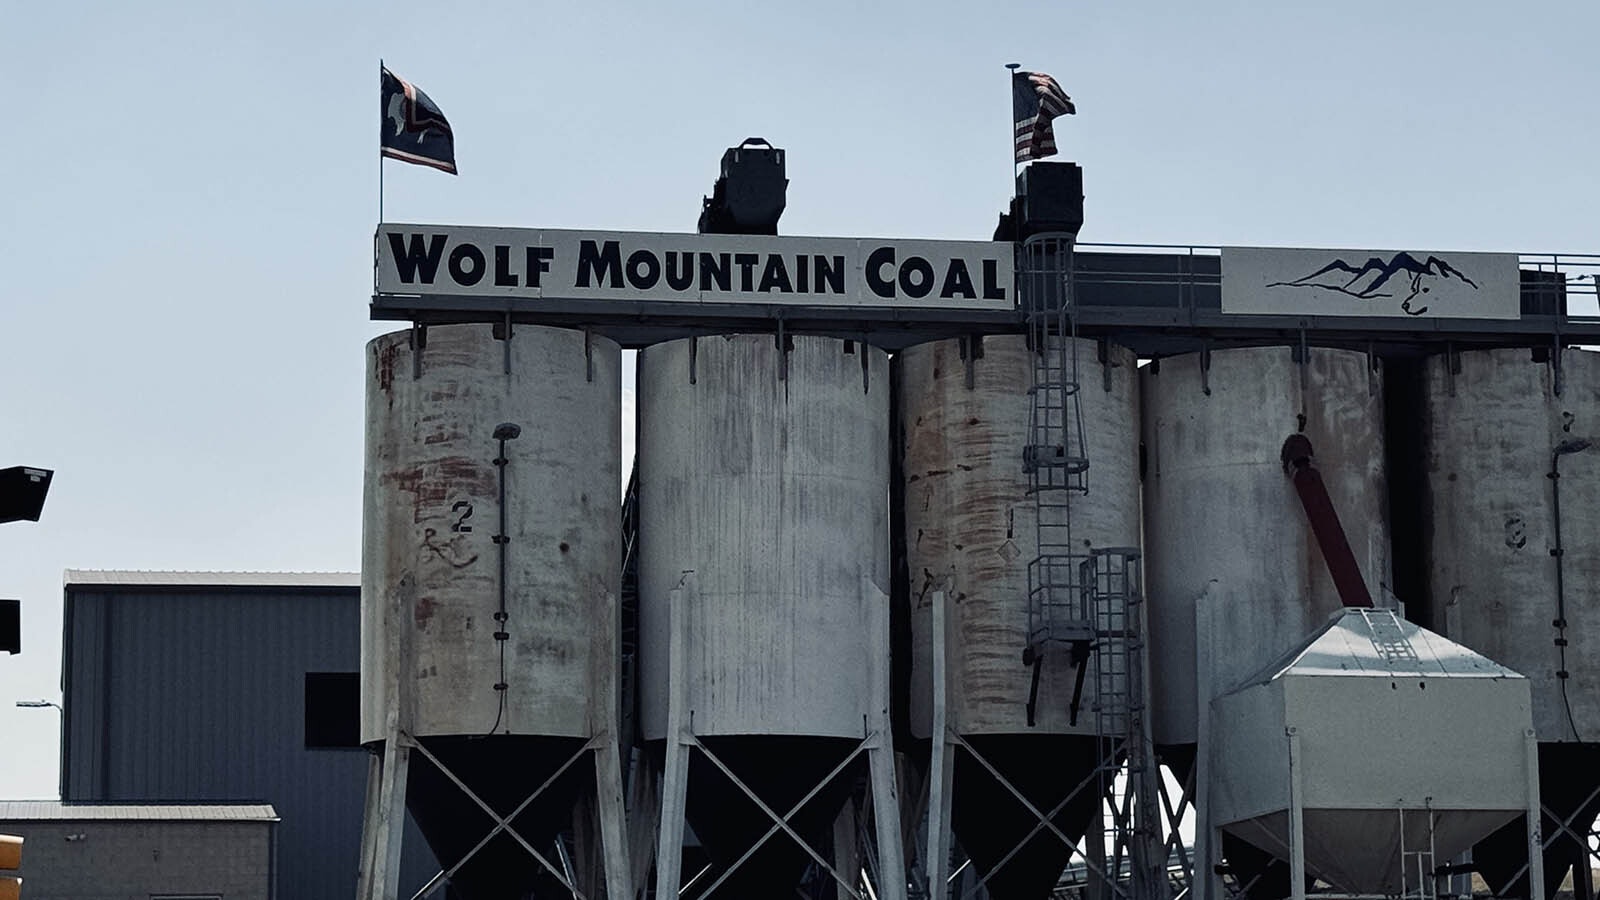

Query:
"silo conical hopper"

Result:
[[899, 335, 1142, 897], [638, 334, 906, 900], [1419, 347, 1600, 897], [1211, 608, 1538, 896], [359, 324, 630, 899]]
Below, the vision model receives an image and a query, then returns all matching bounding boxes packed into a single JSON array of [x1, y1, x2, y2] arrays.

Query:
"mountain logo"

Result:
[[1267, 252, 1479, 316]]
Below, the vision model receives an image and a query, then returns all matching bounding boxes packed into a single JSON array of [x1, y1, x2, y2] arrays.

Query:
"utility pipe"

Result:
[[1281, 433, 1374, 608]]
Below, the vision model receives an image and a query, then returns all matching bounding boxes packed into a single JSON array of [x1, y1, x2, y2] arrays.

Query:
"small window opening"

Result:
[[304, 672, 361, 749]]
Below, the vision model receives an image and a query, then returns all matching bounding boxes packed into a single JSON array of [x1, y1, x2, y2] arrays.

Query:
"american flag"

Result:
[[1013, 70, 1075, 163]]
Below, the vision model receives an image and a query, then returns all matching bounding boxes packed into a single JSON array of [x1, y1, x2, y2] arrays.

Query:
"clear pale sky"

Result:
[[3, 0, 1598, 799]]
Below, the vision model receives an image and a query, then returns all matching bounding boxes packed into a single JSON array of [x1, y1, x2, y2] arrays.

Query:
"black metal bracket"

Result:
[[958, 334, 984, 390], [501, 311, 514, 375], [1553, 334, 1565, 397], [1067, 640, 1091, 727], [410, 322, 428, 379], [1025, 653, 1043, 728], [775, 318, 790, 382]]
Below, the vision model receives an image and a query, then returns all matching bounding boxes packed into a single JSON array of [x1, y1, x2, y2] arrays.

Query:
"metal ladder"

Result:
[[1022, 232, 1094, 694], [1017, 232, 1165, 900], [1084, 550, 1163, 900], [1398, 806, 1439, 900]]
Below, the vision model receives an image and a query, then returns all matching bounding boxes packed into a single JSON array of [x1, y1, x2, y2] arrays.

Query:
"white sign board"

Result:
[[1221, 247, 1520, 320], [376, 224, 1015, 311]]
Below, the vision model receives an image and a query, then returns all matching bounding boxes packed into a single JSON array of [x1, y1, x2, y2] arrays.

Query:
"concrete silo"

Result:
[[358, 324, 630, 900], [637, 334, 906, 900], [1141, 346, 1391, 894], [898, 335, 1143, 897], [1419, 347, 1600, 898]]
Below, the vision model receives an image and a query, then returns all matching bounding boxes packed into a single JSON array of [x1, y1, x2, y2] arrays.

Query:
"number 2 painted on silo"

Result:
[[451, 501, 474, 533]]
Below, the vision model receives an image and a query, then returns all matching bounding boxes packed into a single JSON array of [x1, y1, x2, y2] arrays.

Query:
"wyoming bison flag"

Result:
[[381, 66, 457, 174]]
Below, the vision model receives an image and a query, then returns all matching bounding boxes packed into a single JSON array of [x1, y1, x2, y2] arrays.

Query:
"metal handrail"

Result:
[[1061, 243, 1600, 326]]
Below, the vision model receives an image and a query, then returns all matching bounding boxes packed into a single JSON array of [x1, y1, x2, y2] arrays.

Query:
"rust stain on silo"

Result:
[[384, 458, 495, 501], [436, 457, 495, 494], [382, 467, 425, 495], [377, 341, 402, 394]]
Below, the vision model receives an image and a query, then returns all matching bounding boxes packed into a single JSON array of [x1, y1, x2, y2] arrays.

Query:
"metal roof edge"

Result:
[[63, 570, 361, 590], [0, 801, 281, 822]]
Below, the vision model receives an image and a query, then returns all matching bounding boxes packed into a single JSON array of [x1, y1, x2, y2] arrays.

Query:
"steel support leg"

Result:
[[653, 582, 692, 900], [361, 575, 416, 900], [1287, 728, 1306, 900], [1131, 572, 1169, 900], [867, 575, 909, 900], [369, 735, 411, 900], [626, 750, 660, 893], [594, 738, 633, 900], [926, 591, 954, 900], [355, 751, 385, 900], [1527, 729, 1547, 900], [1194, 581, 1222, 900], [870, 737, 908, 900]]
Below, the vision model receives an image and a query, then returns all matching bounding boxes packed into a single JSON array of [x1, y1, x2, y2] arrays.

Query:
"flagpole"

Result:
[[1005, 62, 1021, 201], [378, 59, 385, 227]]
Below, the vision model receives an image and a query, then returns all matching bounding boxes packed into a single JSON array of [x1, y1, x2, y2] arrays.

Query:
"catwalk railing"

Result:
[[1065, 244, 1600, 354]]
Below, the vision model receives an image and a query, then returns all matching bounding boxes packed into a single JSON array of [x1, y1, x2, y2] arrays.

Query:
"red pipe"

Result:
[[1281, 433, 1374, 608]]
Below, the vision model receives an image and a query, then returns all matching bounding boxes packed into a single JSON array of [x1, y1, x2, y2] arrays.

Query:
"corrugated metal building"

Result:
[[60, 571, 438, 900]]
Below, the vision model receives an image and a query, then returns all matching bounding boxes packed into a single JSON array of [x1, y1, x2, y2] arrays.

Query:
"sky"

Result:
[[3, 0, 1599, 799]]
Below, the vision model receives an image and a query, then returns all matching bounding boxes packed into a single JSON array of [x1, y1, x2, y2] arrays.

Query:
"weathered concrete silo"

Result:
[[637, 334, 905, 900], [1141, 346, 1391, 894], [359, 324, 629, 900], [899, 335, 1141, 897], [1420, 347, 1600, 897]]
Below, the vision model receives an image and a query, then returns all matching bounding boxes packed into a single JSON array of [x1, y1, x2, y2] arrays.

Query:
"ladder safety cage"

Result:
[[1022, 232, 1093, 671], [1018, 228, 1167, 900]]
